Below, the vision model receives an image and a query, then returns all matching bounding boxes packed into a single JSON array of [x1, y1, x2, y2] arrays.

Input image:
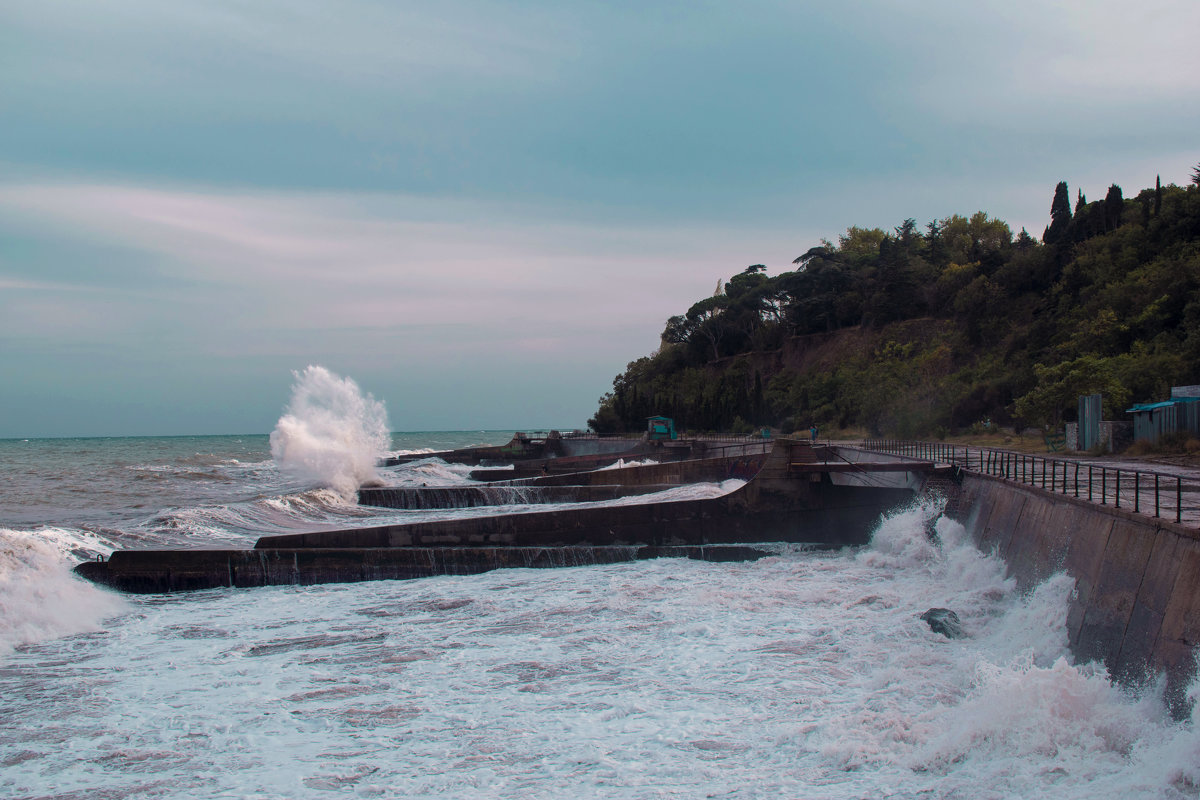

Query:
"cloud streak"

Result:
[[1, 1, 1197, 435]]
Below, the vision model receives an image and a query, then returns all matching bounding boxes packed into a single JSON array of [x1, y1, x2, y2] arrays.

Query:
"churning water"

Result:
[[1, 376, 1197, 797]]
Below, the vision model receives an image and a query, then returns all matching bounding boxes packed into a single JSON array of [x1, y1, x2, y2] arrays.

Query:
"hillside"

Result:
[[589, 170, 1200, 437]]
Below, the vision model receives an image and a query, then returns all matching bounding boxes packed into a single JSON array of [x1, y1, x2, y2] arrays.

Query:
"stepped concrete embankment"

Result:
[[952, 472, 1200, 714], [501, 445, 771, 487], [257, 481, 909, 551], [74, 545, 774, 594], [357, 483, 676, 510], [75, 440, 922, 593], [382, 434, 652, 468]]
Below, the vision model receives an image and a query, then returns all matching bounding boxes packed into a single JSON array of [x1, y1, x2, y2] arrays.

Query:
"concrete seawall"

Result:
[[75, 545, 775, 593], [954, 472, 1200, 713], [75, 440, 919, 594], [357, 484, 676, 509]]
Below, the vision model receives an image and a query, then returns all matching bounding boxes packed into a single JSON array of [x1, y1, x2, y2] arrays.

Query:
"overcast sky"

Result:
[[2, 0, 1198, 437]]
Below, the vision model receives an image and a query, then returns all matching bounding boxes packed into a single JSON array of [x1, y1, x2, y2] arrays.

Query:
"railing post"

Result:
[[1155, 474, 1160, 518], [1177, 477, 1183, 524], [1115, 470, 1121, 509], [1088, 466, 1093, 501], [1074, 463, 1079, 497], [1134, 472, 1140, 513], [1101, 468, 1107, 504], [1041, 458, 1046, 489]]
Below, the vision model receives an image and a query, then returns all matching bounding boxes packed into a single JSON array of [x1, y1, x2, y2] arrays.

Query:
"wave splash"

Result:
[[0, 528, 127, 657], [269, 366, 391, 500]]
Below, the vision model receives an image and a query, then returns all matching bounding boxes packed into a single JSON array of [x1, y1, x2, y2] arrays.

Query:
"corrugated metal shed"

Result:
[[1127, 396, 1200, 443]]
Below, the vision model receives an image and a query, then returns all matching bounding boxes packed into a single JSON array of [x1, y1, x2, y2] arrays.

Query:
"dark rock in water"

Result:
[[923, 513, 942, 541], [921, 607, 965, 639]]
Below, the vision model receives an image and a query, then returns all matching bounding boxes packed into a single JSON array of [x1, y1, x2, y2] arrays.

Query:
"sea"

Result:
[[1, 373, 1198, 798]]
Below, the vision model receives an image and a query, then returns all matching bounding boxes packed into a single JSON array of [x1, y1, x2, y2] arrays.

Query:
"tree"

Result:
[[1104, 184, 1124, 231], [792, 245, 834, 268], [1013, 356, 1131, 429], [685, 295, 730, 361], [661, 315, 694, 345], [783, 246, 852, 333], [1192, 163, 1200, 188], [1044, 181, 1072, 244]]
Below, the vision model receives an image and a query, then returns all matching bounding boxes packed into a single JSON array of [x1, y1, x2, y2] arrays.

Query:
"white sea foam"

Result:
[[2, 491, 1196, 798], [269, 365, 390, 500], [609, 477, 746, 505], [390, 447, 437, 457], [0, 528, 126, 658], [386, 458, 484, 487], [597, 458, 660, 470]]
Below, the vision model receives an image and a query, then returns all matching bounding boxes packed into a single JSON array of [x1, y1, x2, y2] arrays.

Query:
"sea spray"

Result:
[[0, 528, 126, 657], [269, 366, 390, 499]]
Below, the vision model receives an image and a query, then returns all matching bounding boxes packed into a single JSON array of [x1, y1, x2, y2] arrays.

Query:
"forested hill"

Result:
[[589, 169, 1200, 438]]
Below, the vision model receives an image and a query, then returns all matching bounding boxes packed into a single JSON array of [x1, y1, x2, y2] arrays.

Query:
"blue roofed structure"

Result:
[[1127, 392, 1200, 444]]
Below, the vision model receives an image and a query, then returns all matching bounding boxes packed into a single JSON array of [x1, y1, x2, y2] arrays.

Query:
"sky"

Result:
[[2, 0, 1198, 437]]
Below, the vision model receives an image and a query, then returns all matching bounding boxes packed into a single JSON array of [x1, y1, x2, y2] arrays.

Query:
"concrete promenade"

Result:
[[852, 440, 1200, 529]]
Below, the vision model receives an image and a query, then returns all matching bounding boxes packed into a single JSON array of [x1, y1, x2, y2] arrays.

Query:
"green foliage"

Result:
[[1045, 181, 1072, 245], [1013, 356, 1131, 428], [590, 167, 1200, 438]]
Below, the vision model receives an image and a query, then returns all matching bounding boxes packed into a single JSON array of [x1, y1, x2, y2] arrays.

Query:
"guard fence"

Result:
[[861, 439, 1194, 526]]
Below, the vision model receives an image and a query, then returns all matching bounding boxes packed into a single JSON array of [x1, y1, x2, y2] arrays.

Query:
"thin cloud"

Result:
[[0, 179, 800, 362]]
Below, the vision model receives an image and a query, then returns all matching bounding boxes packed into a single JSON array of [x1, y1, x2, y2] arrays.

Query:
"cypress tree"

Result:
[[1104, 184, 1123, 231], [1155, 175, 1162, 216], [1045, 181, 1072, 244]]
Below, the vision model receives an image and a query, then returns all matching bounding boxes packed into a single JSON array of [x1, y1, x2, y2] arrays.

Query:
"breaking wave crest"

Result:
[[813, 499, 1200, 794], [0, 528, 126, 657], [384, 458, 481, 487], [269, 366, 390, 500], [143, 488, 377, 543]]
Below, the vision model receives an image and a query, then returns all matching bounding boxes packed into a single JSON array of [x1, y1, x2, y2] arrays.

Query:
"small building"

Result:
[[646, 416, 677, 441], [1126, 391, 1200, 444]]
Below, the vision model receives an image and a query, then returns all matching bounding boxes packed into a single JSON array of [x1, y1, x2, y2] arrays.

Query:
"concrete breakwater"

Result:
[[381, 432, 679, 468], [952, 472, 1200, 715], [74, 440, 922, 593], [75, 545, 776, 594], [356, 484, 676, 510]]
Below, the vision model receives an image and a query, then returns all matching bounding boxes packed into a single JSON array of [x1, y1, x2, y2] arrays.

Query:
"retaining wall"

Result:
[[956, 472, 1200, 712]]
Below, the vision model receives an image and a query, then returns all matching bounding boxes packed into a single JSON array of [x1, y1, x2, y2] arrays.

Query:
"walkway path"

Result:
[[853, 440, 1200, 529]]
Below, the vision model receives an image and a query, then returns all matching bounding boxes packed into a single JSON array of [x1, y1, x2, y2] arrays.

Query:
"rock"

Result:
[[924, 513, 942, 542], [921, 607, 965, 639]]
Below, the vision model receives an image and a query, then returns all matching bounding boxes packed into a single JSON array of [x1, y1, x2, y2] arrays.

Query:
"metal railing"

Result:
[[862, 439, 1192, 525], [525, 431, 767, 443], [700, 440, 773, 459]]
